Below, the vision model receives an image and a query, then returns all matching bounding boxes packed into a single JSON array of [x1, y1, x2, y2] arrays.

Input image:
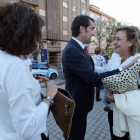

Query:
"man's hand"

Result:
[[106, 93, 115, 103], [122, 56, 140, 70]]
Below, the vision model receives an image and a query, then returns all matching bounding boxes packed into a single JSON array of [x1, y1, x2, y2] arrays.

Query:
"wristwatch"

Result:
[[43, 96, 54, 105]]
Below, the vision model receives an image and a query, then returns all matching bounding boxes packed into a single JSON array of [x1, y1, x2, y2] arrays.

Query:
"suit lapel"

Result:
[[70, 38, 92, 65], [89, 56, 94, 68]]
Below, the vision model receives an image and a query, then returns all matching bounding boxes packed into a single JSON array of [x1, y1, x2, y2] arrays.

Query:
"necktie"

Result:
[[84, 47, 90, 58]]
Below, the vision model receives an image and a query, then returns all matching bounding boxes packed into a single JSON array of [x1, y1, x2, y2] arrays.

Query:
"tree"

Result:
[[105, 20, 133, 57], [93, 19, 117, 50], [94, 20, 107, 48], [94, 19, 130, 50], [93, 19, 138, 57], [105, 20, 117, 51]]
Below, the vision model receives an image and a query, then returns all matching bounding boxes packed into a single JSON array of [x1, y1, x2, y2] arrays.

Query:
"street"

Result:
[[0, 1, 137, 140], [57, 70, 64, 79], [41, 80, 111, 140]]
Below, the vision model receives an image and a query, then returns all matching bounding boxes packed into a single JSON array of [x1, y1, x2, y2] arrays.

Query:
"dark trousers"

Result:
[[96, 87, 100, 101], [108, 111, 129, 140], [68, 113, 88, 140], [41, 133, 49, 140]]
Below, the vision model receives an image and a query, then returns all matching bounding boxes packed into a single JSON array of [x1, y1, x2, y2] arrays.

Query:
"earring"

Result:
[[129, 45, 131, 47]]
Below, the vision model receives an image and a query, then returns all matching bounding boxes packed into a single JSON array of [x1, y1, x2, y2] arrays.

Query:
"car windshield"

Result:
[[40, 64, 48, 70], [32, 64, 38, 69]]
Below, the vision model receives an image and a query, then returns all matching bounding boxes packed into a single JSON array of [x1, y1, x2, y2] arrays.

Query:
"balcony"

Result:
[[0, 0, 10, 5], [21, 0, 38, 6], [0, 0, 38, 5]]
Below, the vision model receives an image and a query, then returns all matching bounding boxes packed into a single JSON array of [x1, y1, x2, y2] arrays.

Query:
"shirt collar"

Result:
[[72, 37, 85, 49]]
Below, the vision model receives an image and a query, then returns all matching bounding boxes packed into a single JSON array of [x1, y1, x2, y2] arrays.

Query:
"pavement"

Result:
[[41, 78, 111, 140]]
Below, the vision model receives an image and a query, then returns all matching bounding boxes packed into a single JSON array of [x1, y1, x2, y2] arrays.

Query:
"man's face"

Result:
[[82, 20, 95, 44]]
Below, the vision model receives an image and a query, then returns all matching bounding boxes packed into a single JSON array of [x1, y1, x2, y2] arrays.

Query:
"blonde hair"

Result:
[[130, 26, 140, 53], [116, 26, 140, 55]]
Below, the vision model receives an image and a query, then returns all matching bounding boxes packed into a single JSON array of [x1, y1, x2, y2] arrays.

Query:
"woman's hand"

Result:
[[46, 81, 58, 99], [35, 76, 50, 83], [106, 93, 115, 103]]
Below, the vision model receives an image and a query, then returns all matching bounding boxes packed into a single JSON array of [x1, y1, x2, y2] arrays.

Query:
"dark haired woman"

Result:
[[0, 3, 57, 140]]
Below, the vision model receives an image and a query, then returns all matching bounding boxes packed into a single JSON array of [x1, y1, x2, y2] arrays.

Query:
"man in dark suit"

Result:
[[62, 15, 130, 140]]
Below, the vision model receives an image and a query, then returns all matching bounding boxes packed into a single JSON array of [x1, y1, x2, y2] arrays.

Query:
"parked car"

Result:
[[32, 63, 58, 79]]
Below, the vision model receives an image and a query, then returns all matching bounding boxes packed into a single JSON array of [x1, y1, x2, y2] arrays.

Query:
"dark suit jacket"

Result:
[[62, 38, 119, 115]]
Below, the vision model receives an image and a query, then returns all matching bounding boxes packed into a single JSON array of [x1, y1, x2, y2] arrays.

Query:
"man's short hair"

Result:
[[71, 15, 94, 37]]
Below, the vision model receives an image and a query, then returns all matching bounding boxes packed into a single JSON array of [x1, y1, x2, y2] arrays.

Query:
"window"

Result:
[[55, 28, 57, 33], [72, 6, 77, 12], [39, 9, 46, 16], [91, 36, 94, 42], [63, 29, 68, 35], [90, 13, 94, 19], [10, 0, 16, 3], [81, 9, 86, 15], [51, 42, 57, 47], [63, 16, 68, 22], [103, 17, 106, 21], [40, 64, 47, 70], [32, 64, 38, 69], [97, 16, 100, 20], [48, 25, 51, 31], [30, 6, 35, 10], [89, 44, 94, 49], [42, 26, 46, 32], [54, 14, 57, 19], [63, 2, 68, 8], [81, 0, 87, 3]]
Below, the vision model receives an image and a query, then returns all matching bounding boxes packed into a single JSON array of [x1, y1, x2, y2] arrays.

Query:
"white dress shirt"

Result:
[[72, 37, 85, 49], [0, 50, 49, 140]]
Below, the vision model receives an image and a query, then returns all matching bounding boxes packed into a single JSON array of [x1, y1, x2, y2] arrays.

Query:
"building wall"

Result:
[[0, 1, 115, 69], [47, 0, 90, 69], [89, 5, 116, 55], [38, 0, 47, 40], [46, 0, 60, 40], [0, 0, 48, 64], [58, 0, 89, 42], [20, 0, 48, 64]]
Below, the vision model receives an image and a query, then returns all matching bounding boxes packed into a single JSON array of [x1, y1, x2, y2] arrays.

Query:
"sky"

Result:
[[90, 0, 140, 27]]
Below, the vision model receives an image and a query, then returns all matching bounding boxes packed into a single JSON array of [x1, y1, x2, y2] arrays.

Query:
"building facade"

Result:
[[0, 0, 48, 65], [88, 5, 115, 55], [0, 0, 115, 69], [0, 0, 90, 69], [46, 0, 89, 69]]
